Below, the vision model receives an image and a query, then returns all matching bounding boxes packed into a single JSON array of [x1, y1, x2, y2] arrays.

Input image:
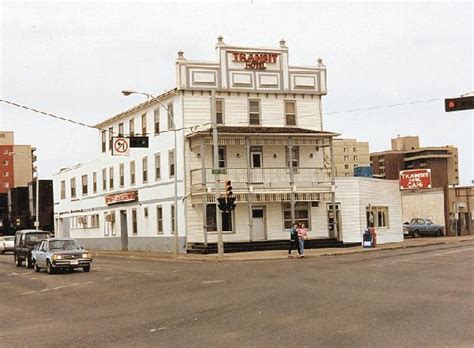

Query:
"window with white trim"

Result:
[[249, 100, 261, 125], [157, 206, 163, 234], [285, 101, 296, 126], [130, 161, 136, 185], [366, 206, 389, 228], [154, 108, 160, 134], [282, 202, 310, 229], [155, 153, 161, 180]]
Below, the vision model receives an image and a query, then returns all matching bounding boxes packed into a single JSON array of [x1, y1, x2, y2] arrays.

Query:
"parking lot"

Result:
[[1, 242, 473, 347]]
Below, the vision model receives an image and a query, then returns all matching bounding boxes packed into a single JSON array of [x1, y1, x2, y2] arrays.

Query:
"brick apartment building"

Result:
[[370, 135, 459, 188]]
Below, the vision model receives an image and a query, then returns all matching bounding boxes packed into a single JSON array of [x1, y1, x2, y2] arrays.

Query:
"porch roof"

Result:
[[187, 126, 340, 139]]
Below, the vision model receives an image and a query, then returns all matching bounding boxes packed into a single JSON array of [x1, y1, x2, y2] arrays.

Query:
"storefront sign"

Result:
[[399, 169, 432, 190], [231, 52, 279, 70], [105, 191, 138, 205]]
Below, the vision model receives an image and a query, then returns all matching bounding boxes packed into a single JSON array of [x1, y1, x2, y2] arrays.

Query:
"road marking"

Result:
[[21, 281, 94, 295], [202, 280, 224, 284], [0, 282, 11, 285], [40, 288, 51, 292], [21, 290, 37, 295], [417, 247, 474, 260]]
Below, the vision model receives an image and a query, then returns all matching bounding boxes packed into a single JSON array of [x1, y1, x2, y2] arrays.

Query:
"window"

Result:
[[130, 161, 136, 185], [169, 150, 175, 178], [102, 168, 107, 191], [70, 178, 76, 198], [366, 206, 389, 228], [119, 163, 124, 187], [118, 123, 124, 136], [3, 172, 9, 177], [218, 146, 226, 168], [109, 167, 114, 190], [283, 202, 310, 229], [286, 146, 300, 168], [171, 204, 175, 234], [108, 127, 113, 150], [93, 172, 97, 193], [343, 147, 348, 153], [353, 155, 358, 161], [344, 155, 349, 161], [216, 99, 224, 124], [81, 175, 88, 196], [101, 131, 106, 152], [3, 160, 8, 166], [155, 153, 161, 180], [129, 118, 135, 137], [141, 113, 147, 135], [4, 182, 9, 188], [144, 207, 148, 218], [154, 108, 160, 134], [249, 100, 260, 125], [60, 180, 66, 200], [285, 101, 296, 126], [353, 147, 357, 152], [344, 164, 349, 169], [132, 209, 137, 235], [157, 206, 163, 234], [142, 156, 148, 183], [206, 204, 233, 232], [90, 214, 99, 228], [167, 103, 174, 129]]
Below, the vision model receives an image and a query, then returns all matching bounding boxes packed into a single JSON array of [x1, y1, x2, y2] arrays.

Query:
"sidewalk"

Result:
[[91, 235, 474, 262]]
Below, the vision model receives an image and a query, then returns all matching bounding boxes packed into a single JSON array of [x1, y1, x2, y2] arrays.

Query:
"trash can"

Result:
[[362, 229, 373, 248]]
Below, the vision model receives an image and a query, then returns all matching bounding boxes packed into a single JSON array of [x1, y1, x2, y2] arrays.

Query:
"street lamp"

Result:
[[8, 151, 40, 230], [122, 90, 180, 256]]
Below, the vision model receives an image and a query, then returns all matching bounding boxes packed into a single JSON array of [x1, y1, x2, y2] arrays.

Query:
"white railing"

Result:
[[190, 167, 332, 191]]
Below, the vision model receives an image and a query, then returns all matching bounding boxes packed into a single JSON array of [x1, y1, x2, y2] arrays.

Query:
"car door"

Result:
[[36, 241, 47, 267], [418, 219, 426, 235]]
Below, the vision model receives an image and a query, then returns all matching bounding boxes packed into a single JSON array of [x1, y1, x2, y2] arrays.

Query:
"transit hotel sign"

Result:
[[399, 169, 432, 190], [105, 190, 138, 205], [231, 52, 279, 70]]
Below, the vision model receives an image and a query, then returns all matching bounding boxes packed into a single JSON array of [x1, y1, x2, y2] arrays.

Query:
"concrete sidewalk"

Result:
[[91, 235, 474, 262]]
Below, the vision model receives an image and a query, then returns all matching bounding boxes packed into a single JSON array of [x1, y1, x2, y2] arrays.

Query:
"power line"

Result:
[[324, 98, 442, 115]]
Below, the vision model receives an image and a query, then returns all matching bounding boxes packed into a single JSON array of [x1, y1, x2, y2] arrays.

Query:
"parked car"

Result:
[[0, 236, 15, 254], [31, 238, 92, 274], [13, 229, 51, 268], [403, 218, 444, 238]]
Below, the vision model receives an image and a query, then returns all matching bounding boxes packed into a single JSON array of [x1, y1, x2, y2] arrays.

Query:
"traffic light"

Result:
[[227, 197, 236, 211], [130, 136, 149, 148], [225, 180, 233, 197], [445, 96, 474, 112], [217, 197, 228, 212]]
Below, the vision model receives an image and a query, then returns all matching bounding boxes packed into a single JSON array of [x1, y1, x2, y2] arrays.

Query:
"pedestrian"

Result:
[[298, 223, 308, 257], [288, 223, 301, 258]]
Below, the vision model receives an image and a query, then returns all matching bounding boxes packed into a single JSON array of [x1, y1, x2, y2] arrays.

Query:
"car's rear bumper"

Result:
[[52, 258, 93, 268]]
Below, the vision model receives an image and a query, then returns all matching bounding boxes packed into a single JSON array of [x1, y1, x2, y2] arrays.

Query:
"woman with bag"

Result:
[[297, 223, 308, 257]]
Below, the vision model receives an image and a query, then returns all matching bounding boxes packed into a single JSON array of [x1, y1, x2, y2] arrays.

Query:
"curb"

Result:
[[91, 238, 474, 262]]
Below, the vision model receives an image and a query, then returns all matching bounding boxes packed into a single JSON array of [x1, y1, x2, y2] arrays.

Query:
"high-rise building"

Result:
[[330, 139, 370, 177], [0, 131, 36, 193]]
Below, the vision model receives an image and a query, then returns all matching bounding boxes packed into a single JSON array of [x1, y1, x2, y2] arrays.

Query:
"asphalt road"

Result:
[[1, 243, 473, 348]]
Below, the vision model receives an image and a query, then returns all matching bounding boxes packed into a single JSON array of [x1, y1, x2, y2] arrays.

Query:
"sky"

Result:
[[1, 1, 473, 184]]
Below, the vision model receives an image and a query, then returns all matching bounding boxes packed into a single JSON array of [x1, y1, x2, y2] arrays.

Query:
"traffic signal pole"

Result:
[[211, 91, 224, 257]]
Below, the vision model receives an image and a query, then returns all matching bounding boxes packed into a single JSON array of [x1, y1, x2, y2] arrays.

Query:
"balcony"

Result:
[[190, 167, 332, 193]]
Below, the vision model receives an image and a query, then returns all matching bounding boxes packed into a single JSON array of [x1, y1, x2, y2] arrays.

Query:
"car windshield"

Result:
[[426, 219, 433, 224], [48, 239, 81, 251], [25, 233, 50, 243]]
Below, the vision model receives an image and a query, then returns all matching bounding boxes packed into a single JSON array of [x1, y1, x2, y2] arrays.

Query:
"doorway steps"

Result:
[[186, 238, 359, 254]]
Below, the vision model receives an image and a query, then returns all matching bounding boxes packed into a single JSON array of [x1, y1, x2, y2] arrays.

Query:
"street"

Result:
[[1, 243, 473, 347]]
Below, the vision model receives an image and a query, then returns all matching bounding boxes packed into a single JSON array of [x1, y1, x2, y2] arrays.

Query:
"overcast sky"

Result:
[[1, 1, 472, 184]]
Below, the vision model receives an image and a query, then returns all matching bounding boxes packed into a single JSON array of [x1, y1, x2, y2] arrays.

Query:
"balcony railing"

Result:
[[190, 167, 332, 192]]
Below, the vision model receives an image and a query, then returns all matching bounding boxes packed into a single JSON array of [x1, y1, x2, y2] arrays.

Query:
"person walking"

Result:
[[297, 223, 308, 257], [288, 223, 301, 258]]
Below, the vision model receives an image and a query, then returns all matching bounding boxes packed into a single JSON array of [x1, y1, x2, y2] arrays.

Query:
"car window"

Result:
[[5, 236, 14, 241], [25, 233, 49, 243], [49, 239, 81, 251], [426, 219, 433, 225], [20, 234, 25, 244], [418, 219, 425, 224]]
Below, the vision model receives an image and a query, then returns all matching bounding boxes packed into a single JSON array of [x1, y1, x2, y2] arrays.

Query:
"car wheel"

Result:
[[15, 255, 23, 267], [437, 230, 444, 237], [83, 266, 90, 273], [412, 230, 420, 238], [33, 260, 40, 272], [46, 261, 54, 274]]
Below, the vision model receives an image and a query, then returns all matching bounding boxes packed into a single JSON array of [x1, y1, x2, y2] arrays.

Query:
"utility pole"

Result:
[[211, 91, 224, 257]]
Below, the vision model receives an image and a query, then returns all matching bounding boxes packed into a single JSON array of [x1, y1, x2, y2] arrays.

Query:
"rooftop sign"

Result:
[[231, 52, 279, 70], [399, 169, 432, 190]]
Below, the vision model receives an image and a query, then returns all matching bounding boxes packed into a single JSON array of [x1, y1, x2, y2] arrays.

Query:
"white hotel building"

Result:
[[53, 37, 403, 252]]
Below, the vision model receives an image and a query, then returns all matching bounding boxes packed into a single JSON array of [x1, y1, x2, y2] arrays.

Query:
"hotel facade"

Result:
[[54, 38, 399, 252]]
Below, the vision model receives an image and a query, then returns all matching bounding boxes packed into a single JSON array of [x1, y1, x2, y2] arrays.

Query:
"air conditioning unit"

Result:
[[106, 213, 115, 222]]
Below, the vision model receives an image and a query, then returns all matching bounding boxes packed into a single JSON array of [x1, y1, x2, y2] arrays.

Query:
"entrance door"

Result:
[[120, 210, 128, 251], [252, 207, 266, 240], [327, 203, 341, 239], [250, 148, 263, 183]]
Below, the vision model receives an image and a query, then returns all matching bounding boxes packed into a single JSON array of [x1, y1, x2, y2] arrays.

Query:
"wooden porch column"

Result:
[[329, 137, 338, 239], [200, 138, 208, 246], [246, 136, 254, 241], [288, 137, 295, 225]]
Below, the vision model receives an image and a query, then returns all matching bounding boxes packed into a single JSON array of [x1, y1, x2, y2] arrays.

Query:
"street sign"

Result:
[[112, 137, 130, 156], [130, 136, 149, 148]]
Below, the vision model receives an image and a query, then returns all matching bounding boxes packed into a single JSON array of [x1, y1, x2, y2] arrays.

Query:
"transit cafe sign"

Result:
[[399, 169, 432, 190], [105, 191, 138, 205], [231, 52, 279, 70]]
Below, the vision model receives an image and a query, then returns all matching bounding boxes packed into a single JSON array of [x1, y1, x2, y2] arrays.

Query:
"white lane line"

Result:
[[417, 247, 474, 260], [0, 282, 11, 285], [202, 280, 224, 284], [40, 288, 51, 292], [21, 290, 37, 295], [21, 281, 94, 295]]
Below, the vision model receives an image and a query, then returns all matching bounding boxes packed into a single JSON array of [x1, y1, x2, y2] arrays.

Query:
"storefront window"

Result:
[[282, 202, 310, 229], [206, 204, 233, 232]]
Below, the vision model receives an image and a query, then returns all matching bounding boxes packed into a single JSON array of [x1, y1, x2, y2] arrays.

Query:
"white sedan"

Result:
[[0, 236, 15, 254]]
